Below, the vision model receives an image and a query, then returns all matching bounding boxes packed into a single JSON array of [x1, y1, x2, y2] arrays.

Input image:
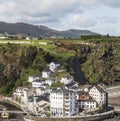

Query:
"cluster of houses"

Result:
[[13, 62, 108, 117], [50, 85, 108, 117]]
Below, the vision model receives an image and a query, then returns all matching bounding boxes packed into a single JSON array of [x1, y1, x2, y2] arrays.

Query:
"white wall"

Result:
[[28, 76, 40, 83], [42, 71, 51, 78], [89, 86, 106, 105]]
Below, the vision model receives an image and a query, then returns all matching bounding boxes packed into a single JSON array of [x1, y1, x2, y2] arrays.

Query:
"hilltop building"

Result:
[[28, 75, 41, 83], [49, 62, 60, 72], [42, 69, 51, 78], [60, 76, 74, 85]]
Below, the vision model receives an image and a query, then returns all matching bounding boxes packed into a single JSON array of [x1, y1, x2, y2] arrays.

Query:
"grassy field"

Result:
[[0, 39, 76, 58]]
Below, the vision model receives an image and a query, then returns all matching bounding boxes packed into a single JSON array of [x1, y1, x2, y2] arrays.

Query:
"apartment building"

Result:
[[50, 87, 78, 117]]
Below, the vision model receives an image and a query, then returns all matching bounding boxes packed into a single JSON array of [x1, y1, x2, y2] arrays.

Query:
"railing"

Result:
[[0, 110, 26, 114], [114, 108, 120, 113], [106, 86, 120, 90]]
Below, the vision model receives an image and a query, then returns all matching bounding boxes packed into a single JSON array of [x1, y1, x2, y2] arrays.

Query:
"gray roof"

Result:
[[77, 91, 89, 95], [65, 82, 76, 87], [33, 79, 44, 82], [51, 87, 74, 94], [51, 62, 60, 65], [29, 95, 49, 103]]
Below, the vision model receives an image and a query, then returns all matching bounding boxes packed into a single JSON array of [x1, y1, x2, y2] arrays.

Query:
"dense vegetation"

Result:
[[0, 37, 119, 95], [56, 37, 120, 85], [0, 43, 65, 95]]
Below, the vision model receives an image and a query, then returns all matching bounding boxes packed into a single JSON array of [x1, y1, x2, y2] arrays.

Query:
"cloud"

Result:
[[97, 16, 119, 24], [0, 0, 84, 23], [99, 0, 120, 8], [54, 14, 97, 31], [79, 0, 120, 8], [0, 0, 120, 35]]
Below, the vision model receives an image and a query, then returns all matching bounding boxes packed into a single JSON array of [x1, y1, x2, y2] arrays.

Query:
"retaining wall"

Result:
[[24, 110, 115, 121]]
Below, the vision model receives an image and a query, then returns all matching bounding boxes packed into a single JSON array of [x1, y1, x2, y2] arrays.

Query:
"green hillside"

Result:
[[0, 37, 119, 95]]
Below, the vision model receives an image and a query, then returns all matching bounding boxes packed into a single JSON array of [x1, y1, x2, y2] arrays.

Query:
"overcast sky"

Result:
[[0, 0, 120, 35]]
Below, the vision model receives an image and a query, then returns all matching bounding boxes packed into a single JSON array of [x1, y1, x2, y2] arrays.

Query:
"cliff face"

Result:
[[70, 56, 85, 85]]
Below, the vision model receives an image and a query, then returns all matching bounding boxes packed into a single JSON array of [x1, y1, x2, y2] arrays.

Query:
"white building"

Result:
[[26, 37, 31, 40], [13, 87, 25, 97], [89, 85, 108, 106], [45, 79, 54, 86], [35, 88, 46, 95], [28, 96, 37, 113], [60, 76, 73, 84], [49, 62, 60, 72], [28, 75, 41, 83], [78, 100, 97, 109], [32, 79, 45, 88], [28, 95, 49, 114], [42, 70, 51, 78], [76, 91, 97, 112], [50, 87, 78, 117], [32, 78, 53, 88], [35, 87, 50, 95], [13, 87, 29, 107], [34, 100, 50, 114]]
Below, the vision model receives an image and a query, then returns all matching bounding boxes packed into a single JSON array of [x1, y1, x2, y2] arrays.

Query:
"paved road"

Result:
[[105, 86, 120, 98], [107, 86, 120, 109]]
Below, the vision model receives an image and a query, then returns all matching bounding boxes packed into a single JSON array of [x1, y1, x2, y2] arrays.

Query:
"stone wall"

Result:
[[24, 110, 115, 121]]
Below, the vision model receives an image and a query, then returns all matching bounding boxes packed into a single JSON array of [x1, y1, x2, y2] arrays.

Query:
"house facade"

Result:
[[28, 75, 41, 83], [76, 91, 97, 111], [13, 87, 29, 107], [49, 62, 60, 72], [32, 79, 44, 88], [45, 78, 54, 86], [60, 76, 73, 84], [42, 70, 51, 78], [78, 100, 97, 110], [89, 85, 108, 107], [50, 87, 78, 117], [35, 87, 50, 95], [28, 95, 49, 114]]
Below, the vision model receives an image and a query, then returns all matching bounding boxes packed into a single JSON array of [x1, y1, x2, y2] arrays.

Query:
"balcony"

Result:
[[64, 104, 69, 106], [65, 95, 69, 98], [64, 107, 70, 110], [64, 103, 70, 106], [64, 98, 70, 101], [65, 109, 70, 112]]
